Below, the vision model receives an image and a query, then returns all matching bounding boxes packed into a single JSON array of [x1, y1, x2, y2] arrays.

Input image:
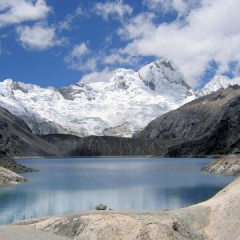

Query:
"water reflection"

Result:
[[0, 158, 234, 225]]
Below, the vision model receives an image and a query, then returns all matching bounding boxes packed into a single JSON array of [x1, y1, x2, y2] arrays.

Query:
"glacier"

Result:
[[0, 58, 196, 137]]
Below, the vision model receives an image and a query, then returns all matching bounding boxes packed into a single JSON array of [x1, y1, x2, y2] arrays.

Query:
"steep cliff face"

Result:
[[137, 86, 240, 156]]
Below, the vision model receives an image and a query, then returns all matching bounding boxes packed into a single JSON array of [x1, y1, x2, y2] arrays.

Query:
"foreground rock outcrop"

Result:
[[202, 154, 240, 176], [0, 166, 27, 185], [1, 177, 239, 240]]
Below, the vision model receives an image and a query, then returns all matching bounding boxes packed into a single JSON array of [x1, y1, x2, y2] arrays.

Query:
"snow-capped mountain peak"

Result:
[[138, 58, 190, 91], [0, 58, 195, 137], [197, 75, 232, 97]]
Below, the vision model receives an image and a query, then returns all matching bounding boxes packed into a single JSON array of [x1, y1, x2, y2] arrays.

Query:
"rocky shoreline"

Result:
[[202, 154, 240, 176], [0, 166, 28, 185]]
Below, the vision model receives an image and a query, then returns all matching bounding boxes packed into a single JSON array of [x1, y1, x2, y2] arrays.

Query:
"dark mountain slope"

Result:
[[0, 107, 60, 172], [137, 85, 240, 156], [41, 134, 167, 156], [0, 107, 59, 157]]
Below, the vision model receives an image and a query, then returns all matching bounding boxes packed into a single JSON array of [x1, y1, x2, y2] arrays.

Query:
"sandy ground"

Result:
[[0, 225, 70, 240]]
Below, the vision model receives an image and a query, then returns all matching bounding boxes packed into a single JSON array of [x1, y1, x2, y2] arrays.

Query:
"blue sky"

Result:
[[1, 0, 240, 89]]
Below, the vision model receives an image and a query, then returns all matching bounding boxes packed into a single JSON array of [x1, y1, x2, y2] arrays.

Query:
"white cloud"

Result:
[[143, 0, 199, 17], [94, 0, 132, 21], [103, 51, 140, 67], [17, 24, 64, 50], [71, 43, 89, 57], [65, 43, 97, 72], [59, 6, 86, 31], [0, 0, 51, 28], [80, 68, 114, 83], [117, 0, 240, 87], [118, 13, 155, 40]]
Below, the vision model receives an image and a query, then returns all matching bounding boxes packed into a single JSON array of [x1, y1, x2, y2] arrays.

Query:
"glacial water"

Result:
[[0, 157, 234, 225]]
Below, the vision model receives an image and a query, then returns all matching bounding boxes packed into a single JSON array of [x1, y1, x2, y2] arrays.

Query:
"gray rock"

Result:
[[95, 204, 107, 210], [0, 166, 28, 185], [202, 154, 240, 176], [0, 106, 59, 172]]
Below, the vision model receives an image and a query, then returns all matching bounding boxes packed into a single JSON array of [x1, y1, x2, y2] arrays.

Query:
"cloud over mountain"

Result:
[[1, 0, 240, 89], [116, 0, 240, 87]]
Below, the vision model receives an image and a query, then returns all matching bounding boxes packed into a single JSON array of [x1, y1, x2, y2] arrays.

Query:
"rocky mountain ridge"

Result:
[[137, 85, 240, 156]]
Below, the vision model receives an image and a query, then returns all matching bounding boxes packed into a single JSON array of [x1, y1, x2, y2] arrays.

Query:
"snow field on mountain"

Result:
[[0, 58, 197, 137]]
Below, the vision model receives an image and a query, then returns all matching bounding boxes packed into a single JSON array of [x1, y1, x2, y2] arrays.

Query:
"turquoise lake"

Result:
[[0, 157, 234, 225]]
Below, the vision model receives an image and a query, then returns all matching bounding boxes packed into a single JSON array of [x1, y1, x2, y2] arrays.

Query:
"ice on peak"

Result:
[[1, 79, 29, 93], [104, 68, 138, 90], [2, 79, 43, 92], [197, 75, 232, 97], [138, 57, 190, 91], [3, 79, 14, 85], [155, 57, 178, 70], [209, 75, 231, 85]]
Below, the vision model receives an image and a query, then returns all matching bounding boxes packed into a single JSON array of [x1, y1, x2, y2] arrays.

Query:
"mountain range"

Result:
[[1, 57, 240, 171], [0, 58, 196, 137], [1, 58, 237, 139]]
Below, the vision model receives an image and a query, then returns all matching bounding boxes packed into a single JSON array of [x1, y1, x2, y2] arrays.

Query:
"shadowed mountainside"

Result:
[[0, 107, 59, 172], [40, 134, 167, 156], [0, 107, 59, 157], [137, 85, 240, 157]]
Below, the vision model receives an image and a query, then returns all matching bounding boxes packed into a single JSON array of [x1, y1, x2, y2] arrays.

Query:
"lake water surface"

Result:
[[0, 157, 234, 225]]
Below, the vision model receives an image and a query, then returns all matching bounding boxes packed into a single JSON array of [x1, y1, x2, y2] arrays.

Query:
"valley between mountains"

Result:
[[0, 58, 239, 172], [1, 57, 240, 239]]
